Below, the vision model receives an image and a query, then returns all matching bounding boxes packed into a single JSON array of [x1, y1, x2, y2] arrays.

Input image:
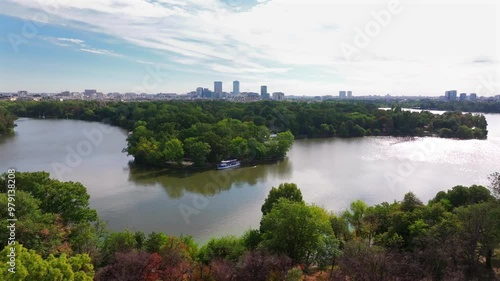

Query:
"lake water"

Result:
[[1, 113, 499, 242]]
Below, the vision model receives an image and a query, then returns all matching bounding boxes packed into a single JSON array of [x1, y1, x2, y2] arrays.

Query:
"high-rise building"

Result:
[[214, 81, 222, 99], [196, 87, 203, 97], [261, 86, 269, 99], [449, 90, 457, 101], [339, 91, 346, 99], [469, 93, 477, 101], [347, 91, 352, 99], [445, 90, 457, 101], [233, 81, 240, 95], [459, 93, 467, 101]]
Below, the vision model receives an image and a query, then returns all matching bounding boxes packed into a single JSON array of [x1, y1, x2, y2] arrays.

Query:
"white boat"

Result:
[[217, 159, 241, 170]]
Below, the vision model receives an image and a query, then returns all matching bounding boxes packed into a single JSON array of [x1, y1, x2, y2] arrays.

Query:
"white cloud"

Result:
[[1, 0, 499, 95]]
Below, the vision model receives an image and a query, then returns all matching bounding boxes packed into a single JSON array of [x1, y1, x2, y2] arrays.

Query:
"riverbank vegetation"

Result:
[[389, 99, 500, 114], [1, 172, 500, 280], [0, 105, 16, 135], [0, 100, 489, 167]]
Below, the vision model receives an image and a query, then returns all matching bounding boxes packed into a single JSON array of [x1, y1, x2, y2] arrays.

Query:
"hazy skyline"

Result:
[[1, 0, 499, 96]]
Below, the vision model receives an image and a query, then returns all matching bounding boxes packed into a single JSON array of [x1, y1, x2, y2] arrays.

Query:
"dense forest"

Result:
[[391, 99, 500, 114], [0, 106, 16, 135], [0, 100, 489, 167], [1, 171, 500, 280]]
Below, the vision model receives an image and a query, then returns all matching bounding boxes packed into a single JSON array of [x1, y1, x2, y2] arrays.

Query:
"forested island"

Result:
[[0, 100, 489, 167], [1, 171, 500, 280]]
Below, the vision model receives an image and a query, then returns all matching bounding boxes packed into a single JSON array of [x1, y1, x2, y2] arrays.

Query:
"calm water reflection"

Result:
[[0, 114, 499, 242]]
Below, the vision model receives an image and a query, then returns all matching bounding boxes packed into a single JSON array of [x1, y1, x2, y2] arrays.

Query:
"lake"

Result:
[[1, 113, 499, 242]]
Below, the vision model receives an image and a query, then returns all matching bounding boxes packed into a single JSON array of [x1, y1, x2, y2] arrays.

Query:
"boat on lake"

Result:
[[217, 159, 241, 170]]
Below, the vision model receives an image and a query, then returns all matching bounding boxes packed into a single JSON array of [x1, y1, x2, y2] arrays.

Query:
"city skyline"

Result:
[[1, 0, 499, 96]]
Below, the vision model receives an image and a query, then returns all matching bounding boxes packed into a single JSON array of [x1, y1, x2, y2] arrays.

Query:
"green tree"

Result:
[[162, 138, 184, 164], [0, 244, 94, 281], [198, 235, 245, 264], [401, 191, 423, 212], [229, 136, 248, 159], [183, 137, 211, 166], [455, 202, 500, 271], [0, 172, 97, 224], [144, 232, 168, 253], [261, 182, 304, 216], [260, 199, 333, 265], [342, 199, 368, 237]]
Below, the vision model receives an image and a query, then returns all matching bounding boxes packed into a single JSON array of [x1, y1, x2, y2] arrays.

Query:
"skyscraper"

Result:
[[261, 85, 269, 99], [233, 81, 240, 95], [214, 81, 222, 99], [347, 91, 352, 99], [446, 90, 457, 101], [339, 91, 346, 99]]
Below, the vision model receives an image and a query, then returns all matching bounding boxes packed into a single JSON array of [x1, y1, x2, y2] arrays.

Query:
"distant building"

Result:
[[339, 91, 346, 99], [469, 93, 477, 101], [196, 87, 203, 97], [272, 92, 285, 101], [445, 90, 457, 101], [214, 81, 222, 99], [347, 91, 352, 99], [17, 90, 28, 97], [261, 85, 269, 99], [242, 92, 260, 102], [459, 93, 467, 101], [84, 89, 97, 96], [233, 81, 240, 95], [202, 88, 213, 98]]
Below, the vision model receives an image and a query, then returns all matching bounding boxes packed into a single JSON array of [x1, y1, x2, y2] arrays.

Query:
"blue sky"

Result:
[[0, 0, 499, 96]]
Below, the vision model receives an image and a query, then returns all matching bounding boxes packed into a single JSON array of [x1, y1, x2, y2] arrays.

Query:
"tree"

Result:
[[183, 138, 211, 166], [236, 250, 292, 281], [229, 136, 248, 159], [430, 185, 494, 210], [198, 236, 245, 264], [261, 183, 304, 216], [0, 244, 94, 281], [0, 172, 97, 224], [456, 125, 474, 139], [242, 229, 262, 250], [401, 191, 423, 212], [101, 230, 139, 265], [455, 202, 500, 273], [144, 232, 168, 253], [275, 131, 295, 158], [95, 251, 161, 281], [162, 138, 184, 164], [260, 199, 333, 265], [342, 199, 368, 237]]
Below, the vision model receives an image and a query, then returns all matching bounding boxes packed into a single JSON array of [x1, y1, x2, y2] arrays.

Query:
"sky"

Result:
[[0, 0, 499, 96]]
